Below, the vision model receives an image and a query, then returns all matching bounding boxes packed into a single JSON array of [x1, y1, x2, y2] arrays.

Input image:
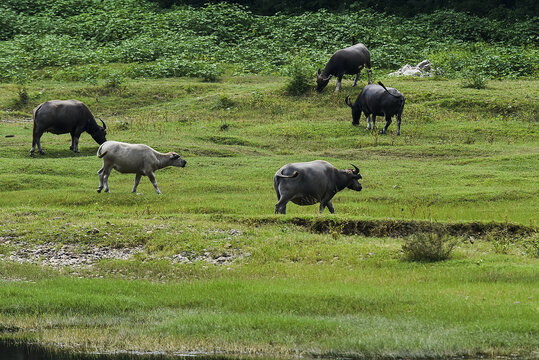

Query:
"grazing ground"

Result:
[[0, 75, 538, 359]]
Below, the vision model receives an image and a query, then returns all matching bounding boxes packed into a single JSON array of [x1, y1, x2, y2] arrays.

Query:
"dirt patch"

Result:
[[0, 241, 246, 268], [250, 217, 536, 239]]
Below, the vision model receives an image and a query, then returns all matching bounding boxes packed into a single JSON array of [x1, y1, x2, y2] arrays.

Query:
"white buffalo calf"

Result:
[[97, 141, 186, 194]]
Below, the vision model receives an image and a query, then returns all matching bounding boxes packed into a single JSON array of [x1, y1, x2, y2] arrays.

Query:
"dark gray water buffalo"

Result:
[[274, 160, 362, 214], [317, 43, 372, 93], [345, 82, 405, 135], [97, 141, 186, 194], [30, 100, 107, 157]]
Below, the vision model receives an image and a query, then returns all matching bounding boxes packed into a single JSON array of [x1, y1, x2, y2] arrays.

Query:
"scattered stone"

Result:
[[5, 242, 144, 268], [1, 241, 248, 268], [389, 60, 435, 77]]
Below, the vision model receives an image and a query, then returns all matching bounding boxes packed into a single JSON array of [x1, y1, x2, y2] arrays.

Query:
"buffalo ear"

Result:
[[171, 153, 180, 160], [345, 95, 353, 108]]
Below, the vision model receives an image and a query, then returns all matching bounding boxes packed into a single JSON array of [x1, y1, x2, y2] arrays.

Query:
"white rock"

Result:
[[403, 69, 422, 76], [417, 59, 432, 71]]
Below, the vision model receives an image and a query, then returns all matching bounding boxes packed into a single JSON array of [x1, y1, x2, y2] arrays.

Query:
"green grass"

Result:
[[0, 75, 538, 358]]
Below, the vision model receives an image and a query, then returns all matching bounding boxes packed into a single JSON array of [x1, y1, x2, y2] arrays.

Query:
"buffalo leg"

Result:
[[371, 115, 377, 131], [132, 174, 142, 193], [326, 200, 335, 214], [275, 194, 292, 214], [30, 135, 37, 157], [352, 73, 360, 87], [366, 114, 371, 130], [335, 76, 343, 93], [102, 166, 113, 193], [319, 201, 334, 214], [97, 167, 104, 192], [148, 172, 162, 194], [367, 68, 372, 84], [396, 113, 402, 136], [70, 134, 80, 153], [30, 129, 45, 156], [381, 115, 392, 134]]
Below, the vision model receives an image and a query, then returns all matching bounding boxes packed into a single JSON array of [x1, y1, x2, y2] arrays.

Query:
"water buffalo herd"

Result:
[[27, 41, 405, 214]]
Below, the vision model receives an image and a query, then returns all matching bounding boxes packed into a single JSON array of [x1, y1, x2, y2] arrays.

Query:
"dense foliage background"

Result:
[[0, 0, 537, 82]]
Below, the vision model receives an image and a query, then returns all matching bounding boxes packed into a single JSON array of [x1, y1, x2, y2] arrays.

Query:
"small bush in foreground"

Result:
[[283, 55, 313, 96], [485, 230, 539, 257], [12, 87, 29, 109], [212, 94, 236, 110], [402, 232, 460, 261], [461, 69, 488, 89]]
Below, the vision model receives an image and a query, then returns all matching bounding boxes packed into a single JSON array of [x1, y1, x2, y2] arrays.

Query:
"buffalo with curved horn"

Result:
[[30, 100, 107, 157], [274, 160, 362, 214], [345, 82, 405, 135], [317, 42, 372, 93]]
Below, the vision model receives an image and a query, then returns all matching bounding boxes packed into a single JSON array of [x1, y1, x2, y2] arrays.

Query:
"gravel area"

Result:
[[0, 234, 247, 268]]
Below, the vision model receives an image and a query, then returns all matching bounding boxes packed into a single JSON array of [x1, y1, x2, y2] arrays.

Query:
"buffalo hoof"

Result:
[[30, 152, 34, 158], [39, 150, 46, 155], [97, 188, 102, 193]]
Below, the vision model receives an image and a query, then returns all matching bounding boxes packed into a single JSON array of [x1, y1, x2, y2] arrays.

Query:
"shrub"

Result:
[[212, 94, 235, 110], [283, 54, 313, 96], [461, 69, 488, 89], [402, 232, 460, 262], [104, 71, 125, 89], [10, 87, 29, 110], [521, 234, 539, 258], [485, 230, 539, 258]]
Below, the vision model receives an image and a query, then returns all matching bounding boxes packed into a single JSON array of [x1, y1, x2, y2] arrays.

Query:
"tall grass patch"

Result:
[[402, 233, 461, 261]]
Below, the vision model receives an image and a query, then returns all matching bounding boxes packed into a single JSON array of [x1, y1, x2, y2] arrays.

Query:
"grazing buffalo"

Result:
[[345, 82, 405, 135], [97, 141, 187, 194], [274, 160, 362, 214], [30, 100, 107, 157], [317, 43, 372, 93]]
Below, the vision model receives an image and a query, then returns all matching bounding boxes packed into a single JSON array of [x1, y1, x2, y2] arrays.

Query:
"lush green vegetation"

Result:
[[1, 1, 537, 84], [0, 1, 538, 358], [1, 75, 538, 358]]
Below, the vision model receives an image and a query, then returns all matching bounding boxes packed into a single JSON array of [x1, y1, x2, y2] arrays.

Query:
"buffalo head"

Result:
[[346, 163, 362, 191], [169, 152, 187, 168], [345, 95, 362, 126], [90, 117, 107, 145], [316, 69, 332, 92]]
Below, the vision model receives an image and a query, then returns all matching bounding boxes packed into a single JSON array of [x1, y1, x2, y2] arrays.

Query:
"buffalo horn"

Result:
[[317, 68, 321, 76], [350, 163, 359, 174], [98, 116, 107, 130], [345, 95, 353, 108]]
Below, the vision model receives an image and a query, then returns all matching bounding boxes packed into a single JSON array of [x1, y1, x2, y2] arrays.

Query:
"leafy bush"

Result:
[[103, 71, 125, 90], [127, 58, 223, 81], [212, 95, 236, 110], [0, 2, 537, 82], [461, 68, 488, 89], [283, 54, 313, 96], [485, 230, 539, 258], [10, 87, 29, 110], [402, 232, 460, 262]]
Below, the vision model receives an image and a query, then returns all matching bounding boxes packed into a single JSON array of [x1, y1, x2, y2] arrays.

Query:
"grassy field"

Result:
[[0, 75, 538, 359]]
